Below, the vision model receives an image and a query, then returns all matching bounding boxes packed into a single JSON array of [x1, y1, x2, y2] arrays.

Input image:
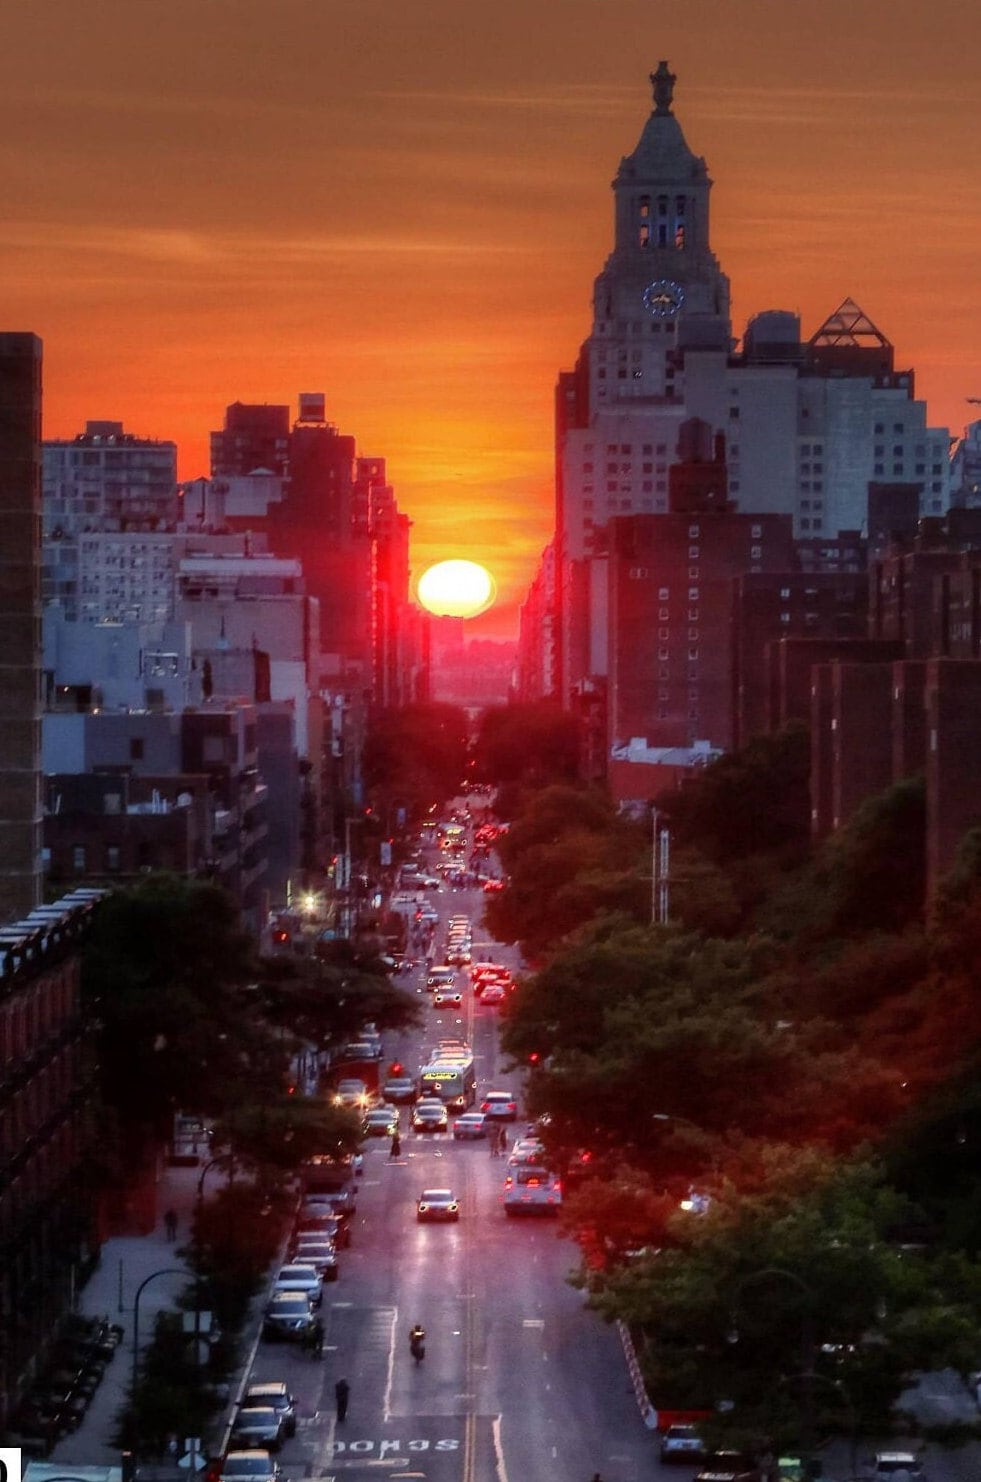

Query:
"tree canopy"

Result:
[[472, 701, 582, 790], [363, 701, 470, 818]]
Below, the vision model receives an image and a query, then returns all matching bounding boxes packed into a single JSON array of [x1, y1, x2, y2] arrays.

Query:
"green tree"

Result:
[[655, 725, 811, 865], [817, 776, 927, 938], [363, 702, 470, 818], [81, 876, 274, 1143], [587, 1152, 981, 1446], [217, 1094, 363, 1171], [484, 785, 644, 958], [472, 701, 582, 789], [256, 952, 422, 1051]]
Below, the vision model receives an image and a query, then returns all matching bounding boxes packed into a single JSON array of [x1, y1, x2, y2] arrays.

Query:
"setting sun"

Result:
[[417, 560, 496, 619]]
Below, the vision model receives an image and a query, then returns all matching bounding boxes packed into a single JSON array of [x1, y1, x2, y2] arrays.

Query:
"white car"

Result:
[[452, 1111, 487, 1140], [870, 1455, 926, 1480], [363, 1105, 399, 1137], [433, 987, 463, 1008], [220, 1450, 281, 1482], [481, 1090, 518, 1121], [412, 1098, 449, 1132], [502, 1165, 562, 1216], [416, 1187, 460, 1222], [479, 982, 507, 1005], [273, 1264, 323, 1307], [333, 1078, 369, 1109], [659, 1424, 705, 1464], [286, 1240, 338, 1281]]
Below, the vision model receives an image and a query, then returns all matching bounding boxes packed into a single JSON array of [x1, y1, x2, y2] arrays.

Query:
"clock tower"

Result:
[[556, 65, 733, 703], [589, 61, 730, 414]]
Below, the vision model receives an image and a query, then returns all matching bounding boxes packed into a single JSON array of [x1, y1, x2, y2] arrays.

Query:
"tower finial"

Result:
[[650, 60, 676, 116]]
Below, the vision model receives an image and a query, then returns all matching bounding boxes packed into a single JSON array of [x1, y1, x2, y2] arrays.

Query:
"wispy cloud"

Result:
[[0, 222, 535, 264]]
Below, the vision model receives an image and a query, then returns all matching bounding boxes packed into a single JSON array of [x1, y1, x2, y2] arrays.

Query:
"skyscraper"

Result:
[[548, 65, 950, 725]]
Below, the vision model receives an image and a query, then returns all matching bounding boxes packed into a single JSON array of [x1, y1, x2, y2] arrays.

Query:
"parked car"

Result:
[[308, 1187, 356, 1220], [261, 1291, 315, 1343], [694, 1453, 759, 1482], [869, 1455, 926, 1480], [229, 1406, 286, 1452], [219, 1452, 280, 1482], [293, 1208, 351, 1248], [660, 1424, 705, 1464], [242, 1383, 295, 1438], [286, 1240, 338, 1281], [273, 1264, 323, 1307]]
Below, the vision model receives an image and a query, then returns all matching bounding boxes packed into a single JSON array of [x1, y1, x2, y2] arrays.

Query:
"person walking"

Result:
[[390, 1126, 401, 1159], [164, 1208, 178, 1241], [311, 1314, 325, 1358], [335, 1378, 350, 1422]]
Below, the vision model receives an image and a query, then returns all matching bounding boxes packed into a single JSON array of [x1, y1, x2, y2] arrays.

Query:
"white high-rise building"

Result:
[[553, 65, 951, 703]]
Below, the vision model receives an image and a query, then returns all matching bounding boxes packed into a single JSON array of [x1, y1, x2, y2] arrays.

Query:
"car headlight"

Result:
[[418, 1203, 428, 1212]]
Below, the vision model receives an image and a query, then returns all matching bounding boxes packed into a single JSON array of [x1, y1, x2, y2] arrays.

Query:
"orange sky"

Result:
[[4, 0, 980, 638]]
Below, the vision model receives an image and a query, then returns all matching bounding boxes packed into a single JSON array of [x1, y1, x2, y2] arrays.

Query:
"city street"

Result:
[[245, 880, 658, 1482]]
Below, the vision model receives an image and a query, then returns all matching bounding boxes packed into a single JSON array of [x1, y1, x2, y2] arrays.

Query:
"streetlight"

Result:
[[195, 1153, 237, 1268], [781, 1370, 858, 1479], [648, 803, 670, 925], [131, 1266, 187, 1399], [728, 1267, 816, 1477]]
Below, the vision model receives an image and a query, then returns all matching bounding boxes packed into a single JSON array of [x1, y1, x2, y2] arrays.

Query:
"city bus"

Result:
[[418, 1053, 476, 1111]]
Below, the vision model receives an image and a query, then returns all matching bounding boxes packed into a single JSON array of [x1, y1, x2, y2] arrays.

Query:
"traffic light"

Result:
[[528, 1052, 541, 1067], [272, 928, 289, 945]]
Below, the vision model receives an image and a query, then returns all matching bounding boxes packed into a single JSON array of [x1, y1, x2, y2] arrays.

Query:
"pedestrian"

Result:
[[335, 1377, 350, 1422], [390, 1127, 401, 1159], [164, 1208, 178, 1241], [311, 1314, 325, 1357]]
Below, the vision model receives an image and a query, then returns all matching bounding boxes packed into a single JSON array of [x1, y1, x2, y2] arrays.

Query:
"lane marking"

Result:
[[382, 1303, 398, 1423]]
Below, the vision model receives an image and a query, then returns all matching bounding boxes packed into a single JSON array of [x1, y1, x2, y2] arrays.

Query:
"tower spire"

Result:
[[650, 60, 676, 116]]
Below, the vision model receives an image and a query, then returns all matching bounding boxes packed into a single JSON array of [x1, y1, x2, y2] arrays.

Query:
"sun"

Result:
[[416, 559, 496, 619]]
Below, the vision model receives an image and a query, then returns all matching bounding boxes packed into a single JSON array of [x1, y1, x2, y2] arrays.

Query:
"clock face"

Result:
[[642, 279, 685, 318]]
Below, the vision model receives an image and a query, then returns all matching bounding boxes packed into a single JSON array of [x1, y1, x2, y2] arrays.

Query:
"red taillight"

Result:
[[553, 1179, 562, 1193]]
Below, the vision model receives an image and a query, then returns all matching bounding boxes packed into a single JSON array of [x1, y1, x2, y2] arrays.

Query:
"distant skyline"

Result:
[[5, 0, 979, 637]]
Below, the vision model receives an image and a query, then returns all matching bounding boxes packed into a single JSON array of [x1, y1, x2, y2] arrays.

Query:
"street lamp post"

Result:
[[131, 1266, 187, 1401], [649, 805, 670, 925], [728, 1267, 816, 1476]]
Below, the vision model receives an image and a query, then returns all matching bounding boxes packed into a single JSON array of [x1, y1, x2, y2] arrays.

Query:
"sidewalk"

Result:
[[49, 1158, 204, 1469]]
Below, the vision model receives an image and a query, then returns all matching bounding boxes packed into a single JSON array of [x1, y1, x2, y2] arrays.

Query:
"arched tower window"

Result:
[[657, 196, 669, 247], [638, 196, 650, 248], [675, 196, 687, 249]]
